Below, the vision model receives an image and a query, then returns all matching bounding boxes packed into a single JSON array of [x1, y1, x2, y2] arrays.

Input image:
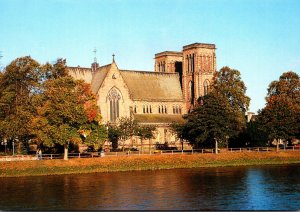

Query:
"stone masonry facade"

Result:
[[68, 43, 216, 151]]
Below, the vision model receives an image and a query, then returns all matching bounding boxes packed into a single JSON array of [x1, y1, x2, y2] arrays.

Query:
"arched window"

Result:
[[173, 106, 175, 114], [204, 80, 210, 96], [108, 88, 121, 122], [134, 105, 137, 113], [158, 106, 161, 113], [164, 105, 167, 114], [189, 81, 192, 100], [150, 105, 152, 113]]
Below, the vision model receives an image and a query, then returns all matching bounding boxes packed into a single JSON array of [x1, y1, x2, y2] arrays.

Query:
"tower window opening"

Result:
[[204, 80, 210, 96]]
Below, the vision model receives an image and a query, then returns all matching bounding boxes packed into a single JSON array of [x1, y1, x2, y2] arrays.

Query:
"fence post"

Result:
[[182, 150, 183, 154], [293, 146, 295, 151], [192, 148, 193, 154], [202, 149, 203, 154], [231, 148, 232, 152], [267, 147, 268, 151], [50, 154, 52, 160], [240, 148, 242, 152], [172, 150, 173, 154], [78, 153, 80, 158]]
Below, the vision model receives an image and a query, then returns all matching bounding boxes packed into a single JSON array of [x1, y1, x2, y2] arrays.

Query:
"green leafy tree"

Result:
[[108, 125, 121, 150], [211, 66, 250, 113], [170, 122, 186, 150], [229, 120, 268, 147], [31, 59, 106, 159], [136, 125, 156, 152], [177, 66, 250, 152], [0, 56, 42, 152], [117, 116, 138, 150], [182, 93, 242, 153]]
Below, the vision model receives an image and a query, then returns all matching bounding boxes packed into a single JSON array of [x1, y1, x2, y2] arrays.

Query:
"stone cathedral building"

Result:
[[68, 43, 216, 150]]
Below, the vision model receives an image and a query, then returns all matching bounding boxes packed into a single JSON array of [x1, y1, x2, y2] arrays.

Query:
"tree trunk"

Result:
[[64, 144, 69, 160], [141, 139, 143, 154], [276, 139, 279, 152], [215, 138, 218, 154]]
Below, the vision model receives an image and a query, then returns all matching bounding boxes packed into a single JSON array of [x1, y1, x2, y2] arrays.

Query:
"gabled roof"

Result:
[[90, 64, 111, 93], [134, 114, 185, 124], [120, 70, 183, 101]]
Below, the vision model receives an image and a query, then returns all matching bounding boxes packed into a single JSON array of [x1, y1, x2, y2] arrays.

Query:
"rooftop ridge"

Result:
[[120, 69, 178, 75], [155, 51, 183, 57], [68, 63, 112, 70], [183, 43, 216, 50]]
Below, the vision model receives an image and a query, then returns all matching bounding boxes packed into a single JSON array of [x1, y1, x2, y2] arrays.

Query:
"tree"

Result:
[[229, 120, 268, 148], [257, 71, 300, 151], [0, 56, 42, 152], [31, 59, 106, 160], [170, 122, 186, 150], [266, 71, 300, 111], [117, 116, 138, 150], [182, 92, 242, 153], [136, 125, 156, 152], [211, 66, 250, 113], [108, 125, 121, 150], [177, 66, 250, 152]]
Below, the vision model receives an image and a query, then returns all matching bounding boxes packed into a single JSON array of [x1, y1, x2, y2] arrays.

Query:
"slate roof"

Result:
[[134, 114, 185, 124], [90, 64, 111, 93], [68, 63, 184, 102], [120, 70, 183, 101]]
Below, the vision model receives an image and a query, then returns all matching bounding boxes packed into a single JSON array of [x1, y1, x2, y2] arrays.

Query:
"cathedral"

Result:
[[68, 43, 216, 150]]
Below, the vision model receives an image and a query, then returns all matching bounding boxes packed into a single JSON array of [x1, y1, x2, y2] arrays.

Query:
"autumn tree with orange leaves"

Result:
[[257, 71, 300, 151], [31, 59, 106, 160]]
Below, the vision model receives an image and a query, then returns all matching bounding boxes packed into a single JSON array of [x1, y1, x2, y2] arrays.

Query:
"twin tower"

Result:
[[154, 43, 216, 111]]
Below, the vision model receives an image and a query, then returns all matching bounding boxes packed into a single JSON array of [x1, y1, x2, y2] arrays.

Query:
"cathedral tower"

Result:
[[154, 43, 216, 112], [182, 43, 216, 111]]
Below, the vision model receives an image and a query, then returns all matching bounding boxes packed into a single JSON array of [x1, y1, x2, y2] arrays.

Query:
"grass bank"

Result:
[[0, 151, 299, 177]]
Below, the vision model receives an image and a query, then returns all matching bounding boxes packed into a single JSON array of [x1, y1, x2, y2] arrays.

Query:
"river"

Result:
[[0, 164, 299, 210]]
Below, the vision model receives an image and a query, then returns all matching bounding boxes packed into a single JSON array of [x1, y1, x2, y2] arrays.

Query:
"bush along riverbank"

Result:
[[0, 151, 299, 177]]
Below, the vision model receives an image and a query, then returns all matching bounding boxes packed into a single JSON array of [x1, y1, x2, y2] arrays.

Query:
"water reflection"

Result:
[[0, 164, 299, 210]]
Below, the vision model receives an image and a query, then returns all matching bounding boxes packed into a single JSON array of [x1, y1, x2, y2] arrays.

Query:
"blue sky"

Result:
[[0, 0, 299, 113]]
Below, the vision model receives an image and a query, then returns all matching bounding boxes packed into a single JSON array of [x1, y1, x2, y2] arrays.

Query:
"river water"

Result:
[[0, 164, 299, 210]]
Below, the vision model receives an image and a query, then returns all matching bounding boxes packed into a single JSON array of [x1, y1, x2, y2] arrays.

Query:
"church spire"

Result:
[[91, 47, 99, 72], [112, 53, 115, 63]]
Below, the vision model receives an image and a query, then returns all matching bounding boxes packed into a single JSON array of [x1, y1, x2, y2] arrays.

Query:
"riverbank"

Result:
[[0, 151, 299, 177]]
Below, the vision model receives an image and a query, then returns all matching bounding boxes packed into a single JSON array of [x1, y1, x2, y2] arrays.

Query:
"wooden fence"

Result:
[[0, 146, 299, 161]]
